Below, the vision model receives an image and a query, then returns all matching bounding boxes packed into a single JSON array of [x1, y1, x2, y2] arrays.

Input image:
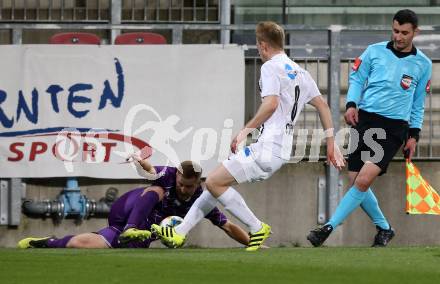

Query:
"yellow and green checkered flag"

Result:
[[406, 160, 440, 215]]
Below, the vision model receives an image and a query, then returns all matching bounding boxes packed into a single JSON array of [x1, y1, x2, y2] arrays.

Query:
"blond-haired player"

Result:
[[152, 21, 345, 251]]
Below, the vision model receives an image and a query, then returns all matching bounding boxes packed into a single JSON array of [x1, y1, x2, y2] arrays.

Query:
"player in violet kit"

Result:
[[17, 159, 249, 249]]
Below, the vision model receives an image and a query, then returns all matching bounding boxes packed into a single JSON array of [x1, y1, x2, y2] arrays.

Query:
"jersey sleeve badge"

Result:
[[426, 79, 431, 93], [352, 57, 362, 71]]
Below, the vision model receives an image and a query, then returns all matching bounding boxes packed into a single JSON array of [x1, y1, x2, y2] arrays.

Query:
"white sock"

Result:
[[217, 187, 262, 233], [175, 189, 217, 235]]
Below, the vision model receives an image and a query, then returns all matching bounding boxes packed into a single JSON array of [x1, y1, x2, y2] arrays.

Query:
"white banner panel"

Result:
[[0, 45, 244, 178]]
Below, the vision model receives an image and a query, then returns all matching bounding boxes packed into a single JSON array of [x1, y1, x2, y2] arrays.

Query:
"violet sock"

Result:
[[47, 235, 74, 248]]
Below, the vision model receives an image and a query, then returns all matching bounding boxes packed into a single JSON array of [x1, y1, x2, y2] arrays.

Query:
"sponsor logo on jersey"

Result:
[[426, 79, 431, 93], [285, 64, 297, 79], [352, 57, 362, 71], [401, 74, 413, 90]]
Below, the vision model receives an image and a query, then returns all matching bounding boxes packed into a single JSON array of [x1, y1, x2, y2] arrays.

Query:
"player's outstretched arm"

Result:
[[127, 152, 157, 179], [137, 159, 156, 175], [309, 96, 345, 170], [220, 220, 250, 246]]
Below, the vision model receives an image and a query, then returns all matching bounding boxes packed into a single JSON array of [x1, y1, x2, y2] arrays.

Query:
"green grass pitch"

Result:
[[1, 247, 439, 284]]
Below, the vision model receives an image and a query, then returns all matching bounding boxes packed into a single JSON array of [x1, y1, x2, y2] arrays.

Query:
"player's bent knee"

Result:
[[206, 176, 229, 189], [205, 177, 217, 191], [354, 175, 372, 191], [206, 166, 235, 188], [205, 177, 225, 196]]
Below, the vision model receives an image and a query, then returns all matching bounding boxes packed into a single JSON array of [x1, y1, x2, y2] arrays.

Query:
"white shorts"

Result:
[[222, 142, 287, 184]]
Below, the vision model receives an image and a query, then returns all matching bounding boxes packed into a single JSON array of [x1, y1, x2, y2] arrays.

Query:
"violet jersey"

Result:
[[258, 53, 320, 159], [101, 166, 227, 248], [147, 166, 227, 227]]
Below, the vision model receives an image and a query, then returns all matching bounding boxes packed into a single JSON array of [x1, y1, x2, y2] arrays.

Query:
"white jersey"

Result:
[[257, 53, 320, 159]]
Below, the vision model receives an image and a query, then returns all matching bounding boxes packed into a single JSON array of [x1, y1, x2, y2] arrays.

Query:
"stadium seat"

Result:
[[49, 32, 101, 45], [114, 32, 167, 45]]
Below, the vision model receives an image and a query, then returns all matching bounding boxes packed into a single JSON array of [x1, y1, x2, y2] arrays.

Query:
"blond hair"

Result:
[[256, 21, 285, 50]]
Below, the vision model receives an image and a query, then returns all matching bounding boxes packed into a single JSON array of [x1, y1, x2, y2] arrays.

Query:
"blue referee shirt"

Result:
[[347, 41, 432, 130]]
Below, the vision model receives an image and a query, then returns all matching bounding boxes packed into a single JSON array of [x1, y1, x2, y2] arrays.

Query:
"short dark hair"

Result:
[[393, 9, 418, 29], [180, 160, 202, 180]]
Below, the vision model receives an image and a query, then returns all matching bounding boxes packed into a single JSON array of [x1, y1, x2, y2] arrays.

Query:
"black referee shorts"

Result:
[[347, 109, 408, 175]]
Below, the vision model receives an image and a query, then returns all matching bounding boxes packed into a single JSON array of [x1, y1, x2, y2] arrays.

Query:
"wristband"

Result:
[[408, 128, 420, 142], [324, 128, 334, 138], [345, 102, 357, 111]]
